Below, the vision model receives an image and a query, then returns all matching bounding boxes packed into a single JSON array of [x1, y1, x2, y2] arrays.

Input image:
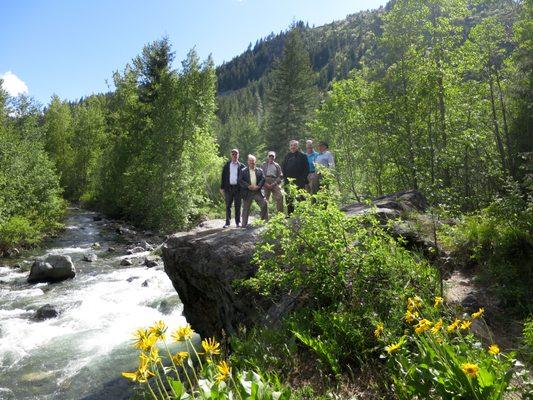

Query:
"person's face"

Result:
[[231, 151, 238, 162], [289, 142, 298, 153], [248, 157, 255, 168], [306, 143, 313, 153], [268, 154, 275, 163], [318, 144, 326, 153]]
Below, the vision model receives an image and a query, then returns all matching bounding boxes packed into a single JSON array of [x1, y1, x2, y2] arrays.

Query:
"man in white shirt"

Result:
[[220, 149, 245, 228]]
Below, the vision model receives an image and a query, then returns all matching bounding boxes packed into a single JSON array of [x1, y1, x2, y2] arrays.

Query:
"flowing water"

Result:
[[0, 208, 187, 400]]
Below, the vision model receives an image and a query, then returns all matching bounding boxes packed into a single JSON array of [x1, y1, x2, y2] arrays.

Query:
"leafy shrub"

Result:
[[245, 177, 438, 373], [449, 184, 533, 314], [122, 321, 292, 399], [382, 296, 516, 399]]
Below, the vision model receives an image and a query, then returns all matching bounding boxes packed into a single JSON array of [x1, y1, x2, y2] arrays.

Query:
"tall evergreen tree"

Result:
[[266, 28, 318, 154]]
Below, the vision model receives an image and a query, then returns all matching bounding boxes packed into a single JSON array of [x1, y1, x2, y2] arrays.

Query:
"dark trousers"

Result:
[[286, 182, 306, 215], [225, 185, 241, 225]]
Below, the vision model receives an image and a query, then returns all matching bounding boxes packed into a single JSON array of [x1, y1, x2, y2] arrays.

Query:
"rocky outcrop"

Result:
[[162, 190, 438, 339], [27, 255, 76, 283], [163, 227, 266, 338]]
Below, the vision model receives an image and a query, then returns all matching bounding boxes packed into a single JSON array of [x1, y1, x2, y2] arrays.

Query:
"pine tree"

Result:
[[266, 28, 318, 155]]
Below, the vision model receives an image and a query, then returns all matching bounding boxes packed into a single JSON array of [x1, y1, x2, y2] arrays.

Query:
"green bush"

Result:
[[245, 176, 438, 374], [449, 184, 533, 314]]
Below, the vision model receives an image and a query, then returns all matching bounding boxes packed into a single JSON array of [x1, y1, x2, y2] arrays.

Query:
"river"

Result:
[[0, 208, 187, 400]]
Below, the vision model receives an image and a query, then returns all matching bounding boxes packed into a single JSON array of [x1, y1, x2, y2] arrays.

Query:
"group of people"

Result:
[[220, 139, 335, 228]]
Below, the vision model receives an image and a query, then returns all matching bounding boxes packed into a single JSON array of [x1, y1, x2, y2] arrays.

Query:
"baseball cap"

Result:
[[267, 151, 276, 157]]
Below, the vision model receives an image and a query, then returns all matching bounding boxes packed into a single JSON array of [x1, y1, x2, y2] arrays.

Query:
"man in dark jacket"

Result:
[[239, 154, 268, 227], [220, 148, 245, 228], [282, 140, 309, 214]]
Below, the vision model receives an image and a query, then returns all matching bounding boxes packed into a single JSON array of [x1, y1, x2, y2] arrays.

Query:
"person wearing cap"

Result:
[[315, 141, 335, 169], [282, 139, 309, 215], [239, 154, 268, 227], [261, 151, 284, 213], [220, 148, 245, 228], [305, 139, 319, 194]]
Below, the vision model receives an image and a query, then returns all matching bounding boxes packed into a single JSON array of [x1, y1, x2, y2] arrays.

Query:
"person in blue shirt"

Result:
[[305, 139, 319, 194]]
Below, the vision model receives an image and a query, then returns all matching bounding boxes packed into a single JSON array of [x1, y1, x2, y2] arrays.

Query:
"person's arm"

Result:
[[302, 153, 309, 178], [220, 163, 226, 194], [328, 152, 335, 168], [276, 163, 283, 185], [257, 168, 265, 189], [238, 168, 248, 190]]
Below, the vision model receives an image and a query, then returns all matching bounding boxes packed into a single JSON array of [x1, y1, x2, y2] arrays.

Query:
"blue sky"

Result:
[[0, 0, 386, 105]]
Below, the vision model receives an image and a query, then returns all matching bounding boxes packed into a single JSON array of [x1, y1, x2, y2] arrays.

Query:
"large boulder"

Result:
[[27, 255, 76, 283], [162, 227, 268, 338]]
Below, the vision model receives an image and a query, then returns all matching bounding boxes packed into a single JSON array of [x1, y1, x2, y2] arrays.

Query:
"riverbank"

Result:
[[0, 207, 188, 400]]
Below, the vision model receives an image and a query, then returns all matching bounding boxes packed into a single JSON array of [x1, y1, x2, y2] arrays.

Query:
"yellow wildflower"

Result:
[[385, 341, 403, 354], [133, 328, 157, 351], [434, 296, 443, 308], [471, 308, 484, 319], [122, 365, 155, 383], [148, 346, 161, 363], [414, 319, 433, 334], [407, 296, 422, 311], [488, 344, 500, 355], [148, 320, 167, 339], [374, 323, 384, 338], [404, 310, 419, 324], [201, 337, 221, 357], [431, 318, 443, 334], [172, 351, 189, 365], [461, 363, 479, 378], [460, 320, 472, 330], [171, 324, 195, 342], [215, 360, 231, 383], [446, 318, 461, 333]]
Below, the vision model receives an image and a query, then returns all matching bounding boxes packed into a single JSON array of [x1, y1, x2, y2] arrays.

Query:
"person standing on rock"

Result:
[[261, 151, 284, 213], [220, 148, 245, 228], [305, 139, 319, 194], [239, 154, 268, 227], [282, 140, 309, 215]]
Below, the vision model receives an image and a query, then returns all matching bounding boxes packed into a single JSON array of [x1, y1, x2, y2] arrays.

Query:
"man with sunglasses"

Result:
[[220, 149, 245, 228]]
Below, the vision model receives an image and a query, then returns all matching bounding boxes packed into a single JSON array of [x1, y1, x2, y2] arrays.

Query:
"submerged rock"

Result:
[[27, 255, 76, 283], [33, 304, 59, 321], [83, 253, 98, 262], [144, 256, 159, 268], [120, 258, 133, 266]]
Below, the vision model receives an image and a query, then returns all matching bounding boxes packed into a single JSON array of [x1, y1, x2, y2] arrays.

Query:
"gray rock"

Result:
[[34, 304, 59, 321], [140, 241, 154, 251], [144, 257, 159, 268], [120, 258, 133, 266], [107, 246, 116, 252], [83, 253, 98, 262], [141, 279, 150, 287], [27, 255, 75, 283], [126, 276, 139, 282], [91, 242, 101, 250], [6, 248, 20, 257], [162, 226, 266, 338], [126, 246, 145, 255], [117, 226, 137, 235]]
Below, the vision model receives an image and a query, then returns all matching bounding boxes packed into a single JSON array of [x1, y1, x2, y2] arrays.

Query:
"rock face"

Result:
[[163, 227, 265, 338], [27, 255, 76, 283], [162, 190, 437, 339]]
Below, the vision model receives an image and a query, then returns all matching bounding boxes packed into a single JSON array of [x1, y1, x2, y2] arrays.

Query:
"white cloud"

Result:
[[0, 71, 29, 96]]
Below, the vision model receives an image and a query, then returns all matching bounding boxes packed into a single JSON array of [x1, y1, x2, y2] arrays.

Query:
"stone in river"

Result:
[[83, 253, 98, 262], [27, 255, 76, 284], [34, 304, 59, 321], [120, 258, 133, 266]]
